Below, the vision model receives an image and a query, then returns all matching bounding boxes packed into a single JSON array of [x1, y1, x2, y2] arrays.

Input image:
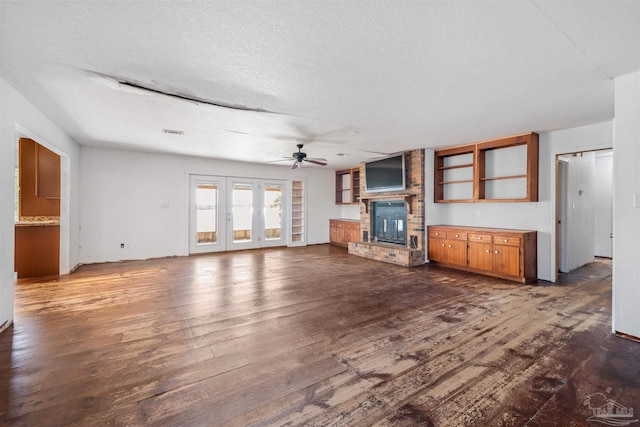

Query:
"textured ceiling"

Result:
[[1, 1, 638, 169]]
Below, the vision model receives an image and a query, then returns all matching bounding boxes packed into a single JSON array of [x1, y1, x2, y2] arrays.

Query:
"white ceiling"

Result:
[[1, 1, 638, 169]]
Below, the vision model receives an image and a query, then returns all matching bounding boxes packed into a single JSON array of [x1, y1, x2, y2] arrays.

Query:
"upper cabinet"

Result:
[[19, 138, 61, 216], [435, 132, 538, 203], [335, 167, 360, 204]]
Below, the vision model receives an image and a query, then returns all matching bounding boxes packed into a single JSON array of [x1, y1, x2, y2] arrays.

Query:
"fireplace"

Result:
[[371, 201, 407, 246], [348, 148, 425, 267]]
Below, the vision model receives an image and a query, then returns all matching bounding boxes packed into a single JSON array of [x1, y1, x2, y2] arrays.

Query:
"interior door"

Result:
[[594, 153, 613, 258], [189, 175, 227, 254], [557, 159, 569, 272]]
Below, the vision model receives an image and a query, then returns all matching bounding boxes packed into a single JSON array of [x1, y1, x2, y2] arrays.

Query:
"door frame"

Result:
[[553, 147, 612, 281], [189, 174, 289, 254]]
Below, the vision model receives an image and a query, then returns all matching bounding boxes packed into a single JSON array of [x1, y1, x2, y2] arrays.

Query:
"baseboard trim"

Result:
[[0, 320, 13, 335], [615, 331, 640, 343]]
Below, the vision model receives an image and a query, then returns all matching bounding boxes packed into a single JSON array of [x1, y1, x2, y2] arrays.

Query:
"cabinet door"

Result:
[[468, 241, 492, 272], [347, 228, 360, 243], [428, 238, 447, 262], [492, 245, 520, 276], [446, 239, 467, 267]]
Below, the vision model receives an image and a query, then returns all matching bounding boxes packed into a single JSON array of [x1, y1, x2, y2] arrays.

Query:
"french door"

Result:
[[189, 175, 286, 254]]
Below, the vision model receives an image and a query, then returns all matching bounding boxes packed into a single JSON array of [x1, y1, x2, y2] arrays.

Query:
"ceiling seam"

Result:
[[530, 0, 612, 80]]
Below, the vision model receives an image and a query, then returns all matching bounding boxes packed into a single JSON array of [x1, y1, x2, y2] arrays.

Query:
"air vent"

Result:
[[162, 129, 184, 135]]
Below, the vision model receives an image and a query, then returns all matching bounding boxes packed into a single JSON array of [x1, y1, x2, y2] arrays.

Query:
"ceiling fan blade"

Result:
[[305, 159, 327, 166], [267, 157, 294, 163]]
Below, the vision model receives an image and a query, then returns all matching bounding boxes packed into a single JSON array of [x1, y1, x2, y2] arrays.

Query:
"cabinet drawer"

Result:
[[429, 229, 446, 239], [495, 236, 521, 247], [330, 220, 338, 228], [469, 233, 492, 243], [346, 222, 359, 230], [446, 231, 468, 240]]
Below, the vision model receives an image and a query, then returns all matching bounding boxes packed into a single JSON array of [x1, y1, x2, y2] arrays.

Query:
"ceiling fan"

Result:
[[274, 144, 328, 169]]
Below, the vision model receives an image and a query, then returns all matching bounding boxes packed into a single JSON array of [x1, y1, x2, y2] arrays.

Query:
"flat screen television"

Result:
[[364, 153, 406, 193]]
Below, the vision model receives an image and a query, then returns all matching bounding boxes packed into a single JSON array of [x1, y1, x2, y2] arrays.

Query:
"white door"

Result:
[[558, 159, 569, 272], [594, 152, 613, 258], [189, 175, 227, 254]]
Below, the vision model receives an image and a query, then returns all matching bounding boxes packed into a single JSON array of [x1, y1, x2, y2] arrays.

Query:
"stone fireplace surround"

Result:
[[348, 149, 425, 267]]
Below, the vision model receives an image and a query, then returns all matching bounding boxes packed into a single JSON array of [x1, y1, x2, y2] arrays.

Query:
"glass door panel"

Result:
[[262, 182, 286, 247], [227, 179, 260, 250], [232, 183, 253, 243], [189, 175, 226, 253], [197, 184, 218, 244]]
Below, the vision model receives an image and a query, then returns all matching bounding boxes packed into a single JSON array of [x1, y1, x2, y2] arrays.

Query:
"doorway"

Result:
[[556, 149, 612, 276], [189, 175, 287, 254], [14, 138, 61, 278]]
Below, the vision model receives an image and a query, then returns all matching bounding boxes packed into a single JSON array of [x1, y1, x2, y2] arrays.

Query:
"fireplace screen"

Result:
[[371, 201, 407, 245]]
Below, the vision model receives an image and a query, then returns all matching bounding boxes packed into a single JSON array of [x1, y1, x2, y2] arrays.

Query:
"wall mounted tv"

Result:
[[364, 153, 406, 193]]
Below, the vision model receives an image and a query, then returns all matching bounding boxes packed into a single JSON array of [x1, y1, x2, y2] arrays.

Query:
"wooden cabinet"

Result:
[[15, 224, 60, 278], [435, 132, 538, 203], [330, 219, 360, 246], [19, 138, 60, 216], [335, 167, 360, 204], [428, 225, 537, 283]]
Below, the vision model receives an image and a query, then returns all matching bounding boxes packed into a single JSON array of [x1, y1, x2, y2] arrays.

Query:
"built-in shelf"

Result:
[[335, 167, 360, 204], [291, 180, 304, 244], [434, 132, 539, 203]]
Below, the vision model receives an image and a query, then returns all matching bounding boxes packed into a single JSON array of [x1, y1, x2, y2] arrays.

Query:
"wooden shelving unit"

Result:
[[434, 132, 539, 203], [335, 167, 360, 205]]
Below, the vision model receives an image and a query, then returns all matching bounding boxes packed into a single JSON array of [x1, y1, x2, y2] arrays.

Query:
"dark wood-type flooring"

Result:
[[1, 245, 638, 426]]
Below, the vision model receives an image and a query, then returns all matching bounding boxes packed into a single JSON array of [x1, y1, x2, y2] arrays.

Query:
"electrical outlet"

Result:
[[120, 243, 125, 248], [160, 202, 170, 209]]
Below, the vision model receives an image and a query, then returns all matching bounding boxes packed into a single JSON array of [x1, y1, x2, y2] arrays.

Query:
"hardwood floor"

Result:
[[1, 245, 638, 426]]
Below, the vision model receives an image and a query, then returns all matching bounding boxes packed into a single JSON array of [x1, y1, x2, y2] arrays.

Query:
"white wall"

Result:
[[613, 71, 640, 337], [80, 146, 341, 263], [340, 204, 360, 220], [0, 77, 81, 330], [425, 121, 613, 281]]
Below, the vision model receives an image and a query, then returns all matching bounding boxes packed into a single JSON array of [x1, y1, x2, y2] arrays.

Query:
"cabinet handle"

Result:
[[448, 245, 452, 248], [435, 232, 439, 236], [486, 249, 490, 253], [477, 237, 482, 240], [441, 243, 445, 247], [455, 234, 459, 238], [495, 250, 499, 254], [504, 239, 508, 242]]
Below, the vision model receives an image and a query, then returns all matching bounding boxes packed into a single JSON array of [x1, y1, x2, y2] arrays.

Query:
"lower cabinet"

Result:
[[428, 225, 537, 283], [330, 219, 360, 247], [15, 224, 60, 278]]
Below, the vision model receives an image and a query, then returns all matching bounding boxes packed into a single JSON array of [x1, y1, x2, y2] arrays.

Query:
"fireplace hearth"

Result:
[[371, 201, 407, 246]]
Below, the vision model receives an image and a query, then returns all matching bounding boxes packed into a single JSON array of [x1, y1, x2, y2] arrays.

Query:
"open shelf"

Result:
[[434, 132, 538, 203]]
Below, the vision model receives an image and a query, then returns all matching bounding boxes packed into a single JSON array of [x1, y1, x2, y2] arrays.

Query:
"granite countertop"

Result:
[[15, 216, 60, 227]]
